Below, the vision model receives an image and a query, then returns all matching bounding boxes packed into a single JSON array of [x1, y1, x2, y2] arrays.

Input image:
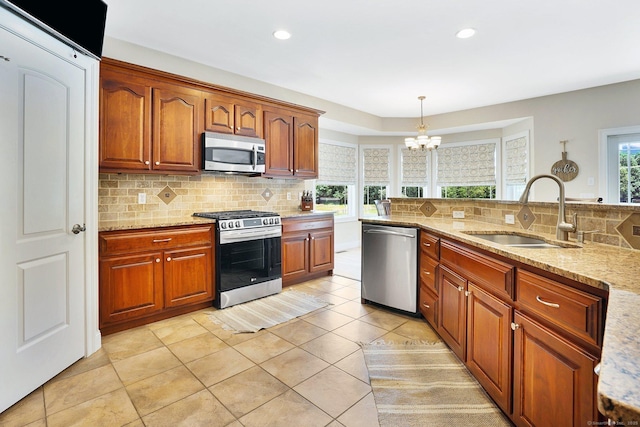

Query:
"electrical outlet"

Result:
[[138, 193, 146, 204], [505, 214, 515, 224], [452, 210, 465, 219], [287, 192, 291, 200]]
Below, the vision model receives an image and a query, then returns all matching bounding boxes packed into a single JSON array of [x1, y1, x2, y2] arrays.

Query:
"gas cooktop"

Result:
[[193, 210, 279, 220]]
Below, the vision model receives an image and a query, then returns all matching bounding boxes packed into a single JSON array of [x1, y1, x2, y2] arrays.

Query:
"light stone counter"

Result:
[[98, 216, 215, 232], [362, 215, 640, 423]]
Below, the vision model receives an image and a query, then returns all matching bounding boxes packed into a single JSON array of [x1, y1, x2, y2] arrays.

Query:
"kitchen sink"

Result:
[[463, 232, 579, 248]]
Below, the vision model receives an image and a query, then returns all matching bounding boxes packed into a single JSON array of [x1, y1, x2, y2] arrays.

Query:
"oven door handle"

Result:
[[219, 227, 282, 244]]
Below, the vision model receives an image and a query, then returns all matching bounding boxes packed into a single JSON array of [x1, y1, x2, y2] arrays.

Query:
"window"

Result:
[[437, 140, 498, 199], [316, 141, 357, 218], [362, 147, 391, 216], [601, 128, 640, 203], [400, 147, 428, 198], [503, 132, 529, 200]]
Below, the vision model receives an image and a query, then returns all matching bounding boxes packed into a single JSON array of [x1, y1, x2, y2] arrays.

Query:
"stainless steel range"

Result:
[[193, 210, 282, 308]]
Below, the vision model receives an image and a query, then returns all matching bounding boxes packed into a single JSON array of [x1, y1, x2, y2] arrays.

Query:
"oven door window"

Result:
[[219, 236, 281, 291]]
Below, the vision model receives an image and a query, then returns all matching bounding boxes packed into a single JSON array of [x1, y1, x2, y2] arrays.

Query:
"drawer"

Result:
[[419, 253, 438, 294], [419, 285, 438, 329], [516, 270, 603, 346], [282, 215, 334, 234], [420, 231, 440, 260], [100, 225, 213, 256], [440, 240, 514, 301]]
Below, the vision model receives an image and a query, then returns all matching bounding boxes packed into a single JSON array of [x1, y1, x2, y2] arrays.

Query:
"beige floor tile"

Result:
[[46, 388, 138, 427], [359, 309, 410, 331], [0, 388, 45, 427], [141, 389, 236, 427], [330, 286, 361, 300], [330, 276, 361, 287], [209, 366, 289, 417], [101, 327, 164, 361], [294, 366, 371, 418], [167, 332, 229, 363], [189, 308, 222, 333], [51, 348, 111, 382], [391, 319, 442, 342], [260, 348, 330, 387], [334, 349, 370, 384], [304, 280, 347, 292], [44, 364, 122, 415], [212, 327, 269, 346], [287, 284, 329, 297], [332, 319, 388, 343], [303, 310, 355, 331], [124, 420, 145, 427], [330, 300, 376, 319], [186, 347, 255, 387], [315, 293, 350, 305], [112, 347, 181, 386], [151, 317, 209, 346], [337, 392, 380, 427], [126, 365, 204, 416], [233, 332, 295, 364], [269, 319, 327, 345], [21, 419, 46, 427], [238, 389, 332, 427], [299, 332, 360, 364], [376, 331, 416, 343]]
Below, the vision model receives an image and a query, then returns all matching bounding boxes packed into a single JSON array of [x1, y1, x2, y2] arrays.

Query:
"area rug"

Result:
[[209, 290, 330, 333], [361, 341, 512, 426]]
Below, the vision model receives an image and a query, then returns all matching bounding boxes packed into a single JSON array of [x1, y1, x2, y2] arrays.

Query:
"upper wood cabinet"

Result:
[[263, 108, 319, 178], [99, 62, 202, 174], [204, 93, 262, 138]]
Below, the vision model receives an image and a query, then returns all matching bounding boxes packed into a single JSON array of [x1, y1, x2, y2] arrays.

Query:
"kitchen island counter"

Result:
[[361, 215, 640, 423]]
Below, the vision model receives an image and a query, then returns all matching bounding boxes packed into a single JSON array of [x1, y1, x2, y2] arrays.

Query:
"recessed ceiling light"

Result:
[[273, 30, 291, 40], [456, 28, 476, 39]]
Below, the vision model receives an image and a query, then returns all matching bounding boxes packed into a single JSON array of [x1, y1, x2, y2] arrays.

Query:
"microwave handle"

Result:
[[252, 145, 258, 171]]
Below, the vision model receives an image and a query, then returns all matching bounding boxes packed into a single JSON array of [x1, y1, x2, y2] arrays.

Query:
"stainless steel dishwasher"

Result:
[[361, 223, 418, 314]]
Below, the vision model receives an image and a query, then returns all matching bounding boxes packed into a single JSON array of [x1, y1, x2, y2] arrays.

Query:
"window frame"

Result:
[[316, 139, 358, 223]]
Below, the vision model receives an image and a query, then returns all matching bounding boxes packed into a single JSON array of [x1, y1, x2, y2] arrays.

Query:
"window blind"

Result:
[[318, 142, 357, 185], [437, 142, 496, 186], [504, 135, 528, 185], [401, 148, 428, 187], [363, 147, 390, 185]]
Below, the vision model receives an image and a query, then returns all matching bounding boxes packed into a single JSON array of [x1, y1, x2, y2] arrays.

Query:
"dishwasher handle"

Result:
[[363, 228, 416, 239]]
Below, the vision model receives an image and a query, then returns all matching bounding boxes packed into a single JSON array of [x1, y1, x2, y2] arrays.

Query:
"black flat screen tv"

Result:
[[1, 0, 108, 59]]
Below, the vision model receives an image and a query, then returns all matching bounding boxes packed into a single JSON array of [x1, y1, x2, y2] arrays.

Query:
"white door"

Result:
[[0, 23, 86, 412]]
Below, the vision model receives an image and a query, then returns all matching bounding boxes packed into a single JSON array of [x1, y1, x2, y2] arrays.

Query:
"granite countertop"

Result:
[[98, 216, 215, 232], [361, 215, 640, 423]]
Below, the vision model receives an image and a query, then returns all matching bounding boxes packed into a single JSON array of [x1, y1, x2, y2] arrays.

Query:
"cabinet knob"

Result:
[[457, 286, 464, 292], [156, 258, 161, 263], [166, 257, 172, 262], [236, 126, 241, 130], [465, 290, 471, 297], [155, 161, 160, 165], [145, 160, 150, 165], [511, 322, 520, 331]]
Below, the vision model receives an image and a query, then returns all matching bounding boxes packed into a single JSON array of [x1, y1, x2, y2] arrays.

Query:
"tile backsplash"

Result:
[[390, 198, 640, 250], [99, 173, 306, 224]]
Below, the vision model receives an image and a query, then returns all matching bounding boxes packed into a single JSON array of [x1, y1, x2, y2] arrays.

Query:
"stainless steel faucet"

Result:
[[519, 174, 577, 241]]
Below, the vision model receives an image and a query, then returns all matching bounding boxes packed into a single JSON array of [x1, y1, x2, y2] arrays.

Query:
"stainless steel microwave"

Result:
[[202, 132, 266, 175]]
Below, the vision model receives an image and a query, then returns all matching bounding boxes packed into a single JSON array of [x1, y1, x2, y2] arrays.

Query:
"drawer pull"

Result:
[[423, 270, 430, 275], [594, 363, 601, 376], [422, 303, 430, 309], [536, 295, 560, 308], [153, 238, 172, 243], [423, 242, 431, 247]]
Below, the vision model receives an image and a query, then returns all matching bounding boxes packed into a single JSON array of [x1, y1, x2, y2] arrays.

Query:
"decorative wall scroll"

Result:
[[551, 140, 579, 182]]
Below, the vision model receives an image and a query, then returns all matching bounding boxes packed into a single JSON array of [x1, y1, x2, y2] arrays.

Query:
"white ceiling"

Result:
[[102, 0, 640, 120]]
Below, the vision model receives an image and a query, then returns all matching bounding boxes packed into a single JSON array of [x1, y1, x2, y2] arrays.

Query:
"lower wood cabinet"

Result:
[[99, 224, 215, 335], [282, 214, 334, 286]]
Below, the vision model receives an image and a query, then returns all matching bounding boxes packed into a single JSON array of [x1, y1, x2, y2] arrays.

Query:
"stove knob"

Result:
[[228, 221, 234, 228], [220, 222, 226, 229], [263, 219, 268, 225], [269, 218, 274, 224], [235, 221, 241, 228], [275, 218, 280, 224]]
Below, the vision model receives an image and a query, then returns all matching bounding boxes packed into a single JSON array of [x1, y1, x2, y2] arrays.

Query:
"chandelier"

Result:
[[404, 96, 441, 151]]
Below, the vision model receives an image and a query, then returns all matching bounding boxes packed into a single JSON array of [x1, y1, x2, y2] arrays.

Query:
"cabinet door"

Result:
[[466, 283, 512, 414], [99, 70, 152, 171], [204, 94, 234, 134], [99, 253, 164, 327], [234, 100, 262, 138], [164, 246, 213, 308], [282, 232, 309, 285], [438, 265, 467, 360], [152, 86, 202, 172], [309, 229, 334, 273], [512, 311, 597, 427], [293, 114, 318, 178], [264, 110, 294, 177]]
